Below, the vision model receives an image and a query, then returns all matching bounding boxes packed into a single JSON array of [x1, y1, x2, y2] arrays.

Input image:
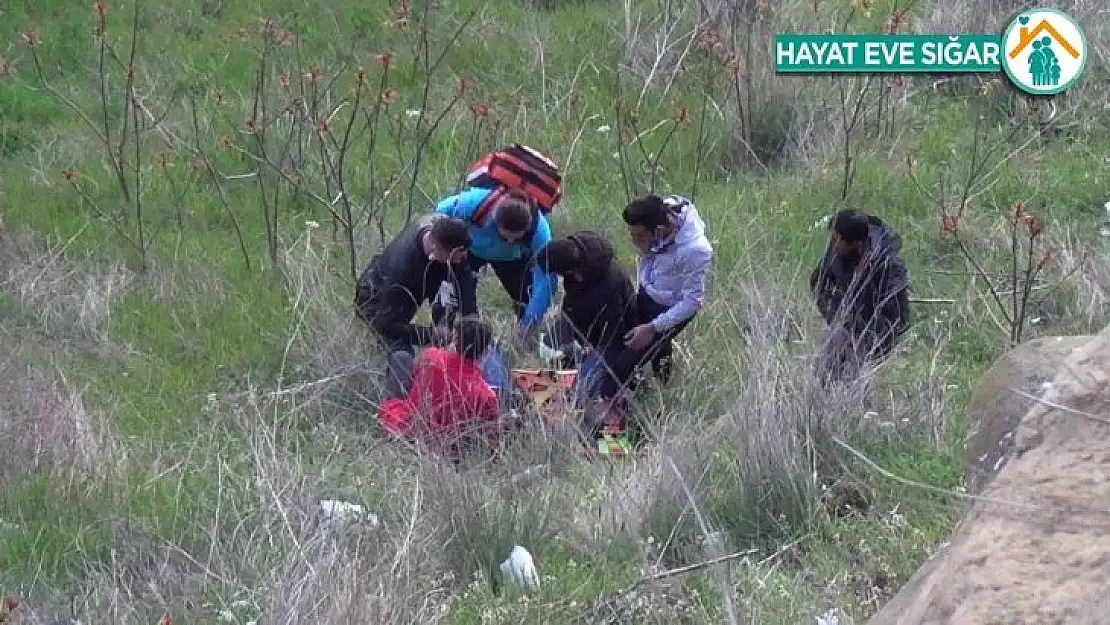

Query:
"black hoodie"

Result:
[[354, 214, 476, 348], [557, 231, 637, 352], [809, 215, 911, 353]]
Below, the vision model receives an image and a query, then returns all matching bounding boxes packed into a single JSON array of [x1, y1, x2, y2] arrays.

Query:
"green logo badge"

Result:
[[1000, 8, 1087, 95]]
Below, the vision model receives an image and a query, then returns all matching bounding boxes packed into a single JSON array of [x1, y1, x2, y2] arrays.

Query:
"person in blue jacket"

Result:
[[433, 187, 557, 338]]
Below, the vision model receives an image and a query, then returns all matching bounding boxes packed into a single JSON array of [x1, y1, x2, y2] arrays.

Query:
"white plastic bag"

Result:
[[319, 500, 380, 529], [500, 545, 540, 589]]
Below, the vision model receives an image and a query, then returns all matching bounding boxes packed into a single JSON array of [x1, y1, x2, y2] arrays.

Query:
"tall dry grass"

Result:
[[0, 226, 120, 486], [1, 223, 960, 624]]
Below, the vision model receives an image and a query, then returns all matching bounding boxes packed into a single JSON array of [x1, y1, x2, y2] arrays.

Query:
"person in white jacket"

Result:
[[615, 194, 714, 385]]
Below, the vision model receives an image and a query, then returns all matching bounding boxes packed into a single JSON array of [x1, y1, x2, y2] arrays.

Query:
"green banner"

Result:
[[774, 34, 1003, 73]]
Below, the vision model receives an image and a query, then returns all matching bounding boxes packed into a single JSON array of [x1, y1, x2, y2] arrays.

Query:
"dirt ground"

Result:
[[869, 328, 1110, 625]]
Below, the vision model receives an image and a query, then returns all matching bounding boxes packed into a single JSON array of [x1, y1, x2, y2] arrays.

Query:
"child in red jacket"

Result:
[[378, 315, 504, 458]]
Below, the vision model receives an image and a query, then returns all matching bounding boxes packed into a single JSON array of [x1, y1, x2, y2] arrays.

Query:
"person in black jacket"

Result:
[[536, 231, 638, 401], [809, 209, 912, 384], [355, 214, 477, 355]]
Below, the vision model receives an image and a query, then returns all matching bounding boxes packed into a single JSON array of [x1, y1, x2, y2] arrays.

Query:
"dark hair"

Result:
[[831, 209, 870, 243], [495, 198, 534, 234], [454, 315, 493, 361], [431, 217, 471, 251], [536, 239, 580, 276], [623, 195, 670, 229]]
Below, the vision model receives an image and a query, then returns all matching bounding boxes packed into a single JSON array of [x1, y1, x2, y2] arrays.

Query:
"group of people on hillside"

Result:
[[353, 145, 911, 459]]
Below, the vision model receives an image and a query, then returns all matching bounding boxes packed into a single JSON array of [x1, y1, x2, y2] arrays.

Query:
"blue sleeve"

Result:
[[521, 215, 556, 327], [435, 187, 491, 221]]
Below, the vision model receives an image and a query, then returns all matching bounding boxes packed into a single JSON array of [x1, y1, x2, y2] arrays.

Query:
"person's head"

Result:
[[536, 239, 581, 279], [623, 195, 675, 252], [452, 315, 493, 361], [495, 197, 534, 244], [427, 217, 471, 263], [829, 209, 870, 261]]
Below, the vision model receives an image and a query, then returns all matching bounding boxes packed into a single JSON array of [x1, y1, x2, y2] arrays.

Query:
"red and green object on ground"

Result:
[[511, 368, 637, 458]]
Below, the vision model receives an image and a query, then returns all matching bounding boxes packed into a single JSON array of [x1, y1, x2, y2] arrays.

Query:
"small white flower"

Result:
[[596, 124, 611, 133], [305, 220, 319, 229], [405, 109, 421, 117]]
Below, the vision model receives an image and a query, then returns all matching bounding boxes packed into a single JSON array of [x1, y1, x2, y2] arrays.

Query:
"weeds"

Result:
[[906, 105, 1074, 346], [2, 0, 1109, 622], [24, 2, 157, 270]]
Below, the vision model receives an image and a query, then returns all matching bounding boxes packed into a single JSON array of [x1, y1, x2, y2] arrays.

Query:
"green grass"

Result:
[[0, 0, 1108, 622]]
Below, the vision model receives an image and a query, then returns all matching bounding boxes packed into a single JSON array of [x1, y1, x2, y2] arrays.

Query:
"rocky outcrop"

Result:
[[964, 335, 1095, 494], [869, 326, 1110, 625]]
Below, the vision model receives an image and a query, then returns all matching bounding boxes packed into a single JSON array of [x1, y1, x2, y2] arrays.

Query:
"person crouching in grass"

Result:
[[377, 315, 506, 463], [535, 231, 638, 403]]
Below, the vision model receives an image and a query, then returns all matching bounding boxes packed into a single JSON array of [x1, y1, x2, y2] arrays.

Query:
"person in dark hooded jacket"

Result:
[[809, 209, 911, 384], [536, 231, 638, 401]]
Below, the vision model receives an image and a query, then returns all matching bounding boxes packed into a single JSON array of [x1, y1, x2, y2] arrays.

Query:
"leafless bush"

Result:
[[906, 109, 1097, 345], [918, 0, 1025, 36], [921, 0, 1109, 134], [613, 0, 913, 183]]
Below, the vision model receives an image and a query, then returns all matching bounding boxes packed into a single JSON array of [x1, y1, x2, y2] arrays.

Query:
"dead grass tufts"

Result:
[[589, 277, 950, 566], [0, 225, 132, 346], [0, 353, 115, 485], [279, 225, 383, 412]]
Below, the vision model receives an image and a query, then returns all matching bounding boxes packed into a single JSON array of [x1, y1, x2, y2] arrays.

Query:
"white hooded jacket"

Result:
[[637, 195, 714, 332]]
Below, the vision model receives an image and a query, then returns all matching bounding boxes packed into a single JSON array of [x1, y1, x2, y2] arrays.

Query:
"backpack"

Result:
[[466, 144, 563, 213], [465, 146, 562, 243]]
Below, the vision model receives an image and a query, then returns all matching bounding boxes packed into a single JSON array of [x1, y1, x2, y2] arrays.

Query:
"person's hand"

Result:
[[624, 323, 657, 351]]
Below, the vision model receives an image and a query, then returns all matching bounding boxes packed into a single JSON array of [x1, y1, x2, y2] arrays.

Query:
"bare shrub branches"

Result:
[[907, 106, 1077, 346], [17, 1, 486, 283], [24, 1, 156, 270]]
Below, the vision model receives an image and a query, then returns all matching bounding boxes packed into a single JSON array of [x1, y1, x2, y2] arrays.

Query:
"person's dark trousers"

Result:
[[593, 290, 697, 398], [384, 350, 416, 399], [354, 259, 386, 329], [815, 324, 898, 392], [435, 254, 533, 325], [632, 289, 695, 383], [355, 260, 438, 343]]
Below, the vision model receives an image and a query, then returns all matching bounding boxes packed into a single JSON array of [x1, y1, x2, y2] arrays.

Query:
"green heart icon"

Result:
[[1018, 15, 1030, 25]]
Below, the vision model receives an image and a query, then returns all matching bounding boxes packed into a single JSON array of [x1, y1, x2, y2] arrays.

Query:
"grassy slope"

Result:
[[0, 0, 1108, 622]]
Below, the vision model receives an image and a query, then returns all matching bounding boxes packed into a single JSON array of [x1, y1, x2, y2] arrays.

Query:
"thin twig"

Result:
[[831, 436, 1036, 509], [582, 548, 758, 622], [639, 549, 758, 585], [1007, 387, 1110, 426]]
